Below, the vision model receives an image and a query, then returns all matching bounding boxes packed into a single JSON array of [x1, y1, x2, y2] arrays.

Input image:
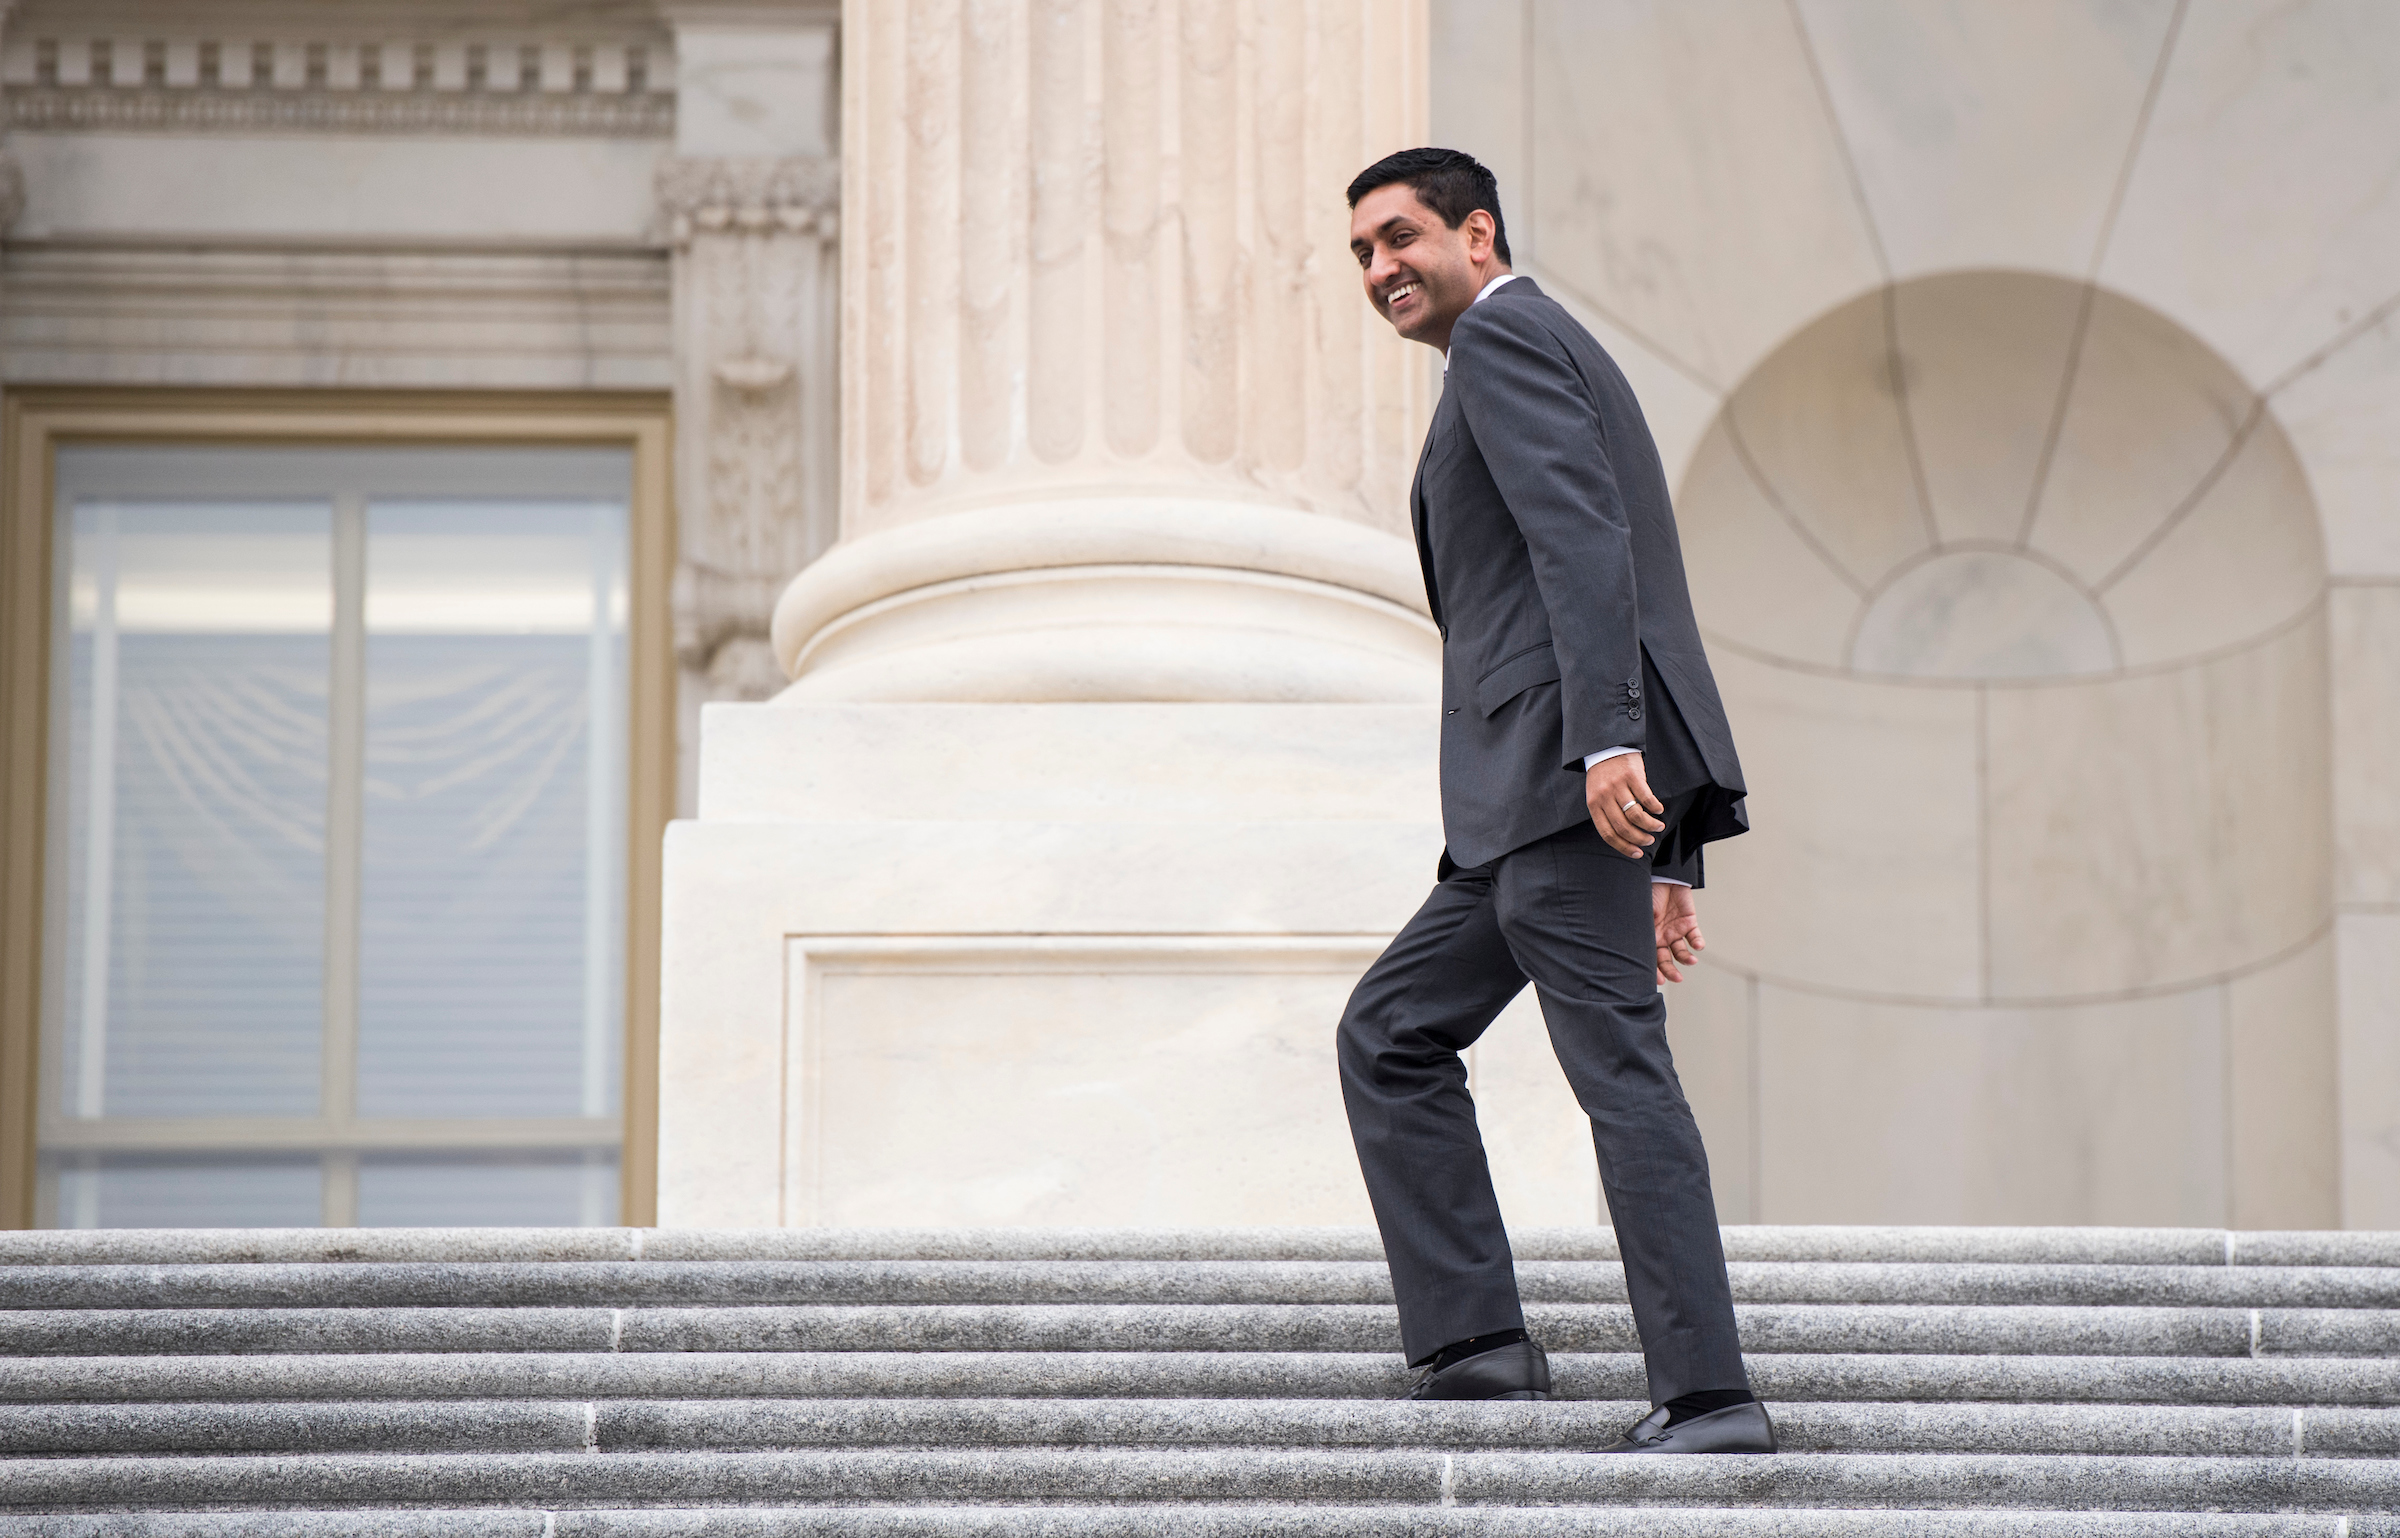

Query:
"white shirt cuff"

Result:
[[1651, 877, 1691, 887], [1582, 746, 1638, 770]]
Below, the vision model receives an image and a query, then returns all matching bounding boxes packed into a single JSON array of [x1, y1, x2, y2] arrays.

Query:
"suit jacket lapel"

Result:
[[1411, 396, 1446, 634]]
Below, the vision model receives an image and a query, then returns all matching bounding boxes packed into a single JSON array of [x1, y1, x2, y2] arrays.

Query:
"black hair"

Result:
[[1346, 147, 1511, 265]]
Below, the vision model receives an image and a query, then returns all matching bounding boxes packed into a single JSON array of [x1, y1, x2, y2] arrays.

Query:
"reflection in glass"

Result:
[[54, 1156, 322, 1229], [358, 1152, 619, 1228], [54, 503, 331, 1142], [356, 503, 626, 1130]]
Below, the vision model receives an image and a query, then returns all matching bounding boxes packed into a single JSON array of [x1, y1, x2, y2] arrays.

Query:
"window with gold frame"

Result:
[[0, 390, 673, 1229]]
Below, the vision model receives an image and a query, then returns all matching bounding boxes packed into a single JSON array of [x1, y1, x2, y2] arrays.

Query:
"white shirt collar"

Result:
[[1442, 272, 1519, 372]]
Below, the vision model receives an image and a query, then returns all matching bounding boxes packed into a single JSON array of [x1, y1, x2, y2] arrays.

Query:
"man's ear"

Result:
[[1463, 209, 1496, 262]]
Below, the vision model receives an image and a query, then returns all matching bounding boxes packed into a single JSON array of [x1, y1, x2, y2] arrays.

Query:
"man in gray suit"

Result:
[[1338, 148, 1773, 1455]]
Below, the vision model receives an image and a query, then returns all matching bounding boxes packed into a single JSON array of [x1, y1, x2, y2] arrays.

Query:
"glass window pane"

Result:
[[45, 1155, 322, 1229], [51, 502, 331, 1122], [357, 1152, 618, 1227], [355, 502, 627, 1121]]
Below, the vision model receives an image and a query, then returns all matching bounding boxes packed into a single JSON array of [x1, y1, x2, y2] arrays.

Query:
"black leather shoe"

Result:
[[1596, 1400, 1776, 1452], [1404, 1338, 1553, 1401]]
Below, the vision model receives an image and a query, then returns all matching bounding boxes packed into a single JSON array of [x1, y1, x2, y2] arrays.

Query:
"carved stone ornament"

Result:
[[655, 156, 839, 244], [662, 154, 841, 700]]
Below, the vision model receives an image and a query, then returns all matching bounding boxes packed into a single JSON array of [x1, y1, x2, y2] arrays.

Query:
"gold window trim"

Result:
[[0, 387, 676, 1229]]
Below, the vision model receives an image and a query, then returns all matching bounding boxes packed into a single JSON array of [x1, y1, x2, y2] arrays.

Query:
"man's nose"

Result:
[[1365, 248, 1400, 288]]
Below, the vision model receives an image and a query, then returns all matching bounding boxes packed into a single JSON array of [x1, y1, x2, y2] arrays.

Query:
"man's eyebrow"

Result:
[[1351, 214, 1419, 252]]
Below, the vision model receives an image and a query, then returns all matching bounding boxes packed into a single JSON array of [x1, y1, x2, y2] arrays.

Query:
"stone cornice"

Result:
[[7, 83, 673, 137], [8, 0, 671, 36], [0, 24, 677, 138]]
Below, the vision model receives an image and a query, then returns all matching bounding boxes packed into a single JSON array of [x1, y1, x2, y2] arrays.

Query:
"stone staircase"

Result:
[[0, 1225, 2395, 1535]]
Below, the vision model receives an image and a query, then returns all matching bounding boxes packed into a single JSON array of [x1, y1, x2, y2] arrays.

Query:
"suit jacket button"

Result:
[[1628, 706, 1643, 721], [1445, 708, 1458, 715]]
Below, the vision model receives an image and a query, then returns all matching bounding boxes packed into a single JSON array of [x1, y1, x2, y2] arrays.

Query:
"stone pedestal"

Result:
[[654, 0, 1482, 1226]]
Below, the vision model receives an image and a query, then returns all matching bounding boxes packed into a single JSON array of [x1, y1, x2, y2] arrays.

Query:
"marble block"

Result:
[[2271, 313, 2400, 579], [2336, 911, 2400, 1230], [1851, 549, 2115, 680], [2225, 935, 2341, 1231], [1526, 0, 1882, 390], [1755, 982, 2229, 1226], [2100, 421, 2321, 668], [1675, 419, 1862, 669], [2332, 586, 2400, 907], [1890, 272, 2088, 546], [2099, 0, 2400, 387], [2027, 290, 2255, 589], [1794, 0, 2177, 281], [1724, 288, 1933, 589], [1699, 652, 1984, 1003], [1981, 617, 2332, 1002]]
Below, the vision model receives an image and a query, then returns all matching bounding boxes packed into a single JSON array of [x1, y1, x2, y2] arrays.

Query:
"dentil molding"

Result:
[[0, 29, 676, 138]]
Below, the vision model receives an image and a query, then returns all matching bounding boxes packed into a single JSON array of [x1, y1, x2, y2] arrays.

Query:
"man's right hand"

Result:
[[1585, 752, 1665, 859], [1655, 882, 1705, 985]]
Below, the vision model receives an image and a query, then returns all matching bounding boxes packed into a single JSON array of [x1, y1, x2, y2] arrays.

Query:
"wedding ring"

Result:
[[1621, 799, 1639, 814]]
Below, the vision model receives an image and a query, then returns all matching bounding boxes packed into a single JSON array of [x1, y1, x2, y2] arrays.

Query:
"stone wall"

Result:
[[1434, 0, 2400, 1228]]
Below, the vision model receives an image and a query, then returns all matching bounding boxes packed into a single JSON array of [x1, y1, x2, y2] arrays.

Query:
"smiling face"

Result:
[[1348, 181, 1506, 351]]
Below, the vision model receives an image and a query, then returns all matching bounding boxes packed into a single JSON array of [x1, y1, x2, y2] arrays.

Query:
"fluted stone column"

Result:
[[658, 1, 1453, 1230], [771, 0, 1435, 703]]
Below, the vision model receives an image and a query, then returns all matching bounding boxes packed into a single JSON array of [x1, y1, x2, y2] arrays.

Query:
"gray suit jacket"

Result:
[[1415, 276, 1748, 879]]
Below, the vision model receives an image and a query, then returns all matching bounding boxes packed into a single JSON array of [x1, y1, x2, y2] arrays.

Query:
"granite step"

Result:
[[1, 1227, 2392, 1529], [3, 1510, 2399, 1538], [5, 1226, 2394, 1269], [6, 1448, 2400, 1514], [2, 1397, 2396, 1457], [8, 1260, 2395, 1312], [4, 1350, 2395, 1406], [5, 1300, 2389, 1360]]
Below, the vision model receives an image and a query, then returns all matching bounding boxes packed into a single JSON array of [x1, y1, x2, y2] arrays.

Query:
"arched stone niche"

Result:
[[1670, 271, 2336, 1228]]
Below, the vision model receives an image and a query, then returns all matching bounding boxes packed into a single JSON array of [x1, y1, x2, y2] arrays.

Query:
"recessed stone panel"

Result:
[[800, 939, 1382, 1228]]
